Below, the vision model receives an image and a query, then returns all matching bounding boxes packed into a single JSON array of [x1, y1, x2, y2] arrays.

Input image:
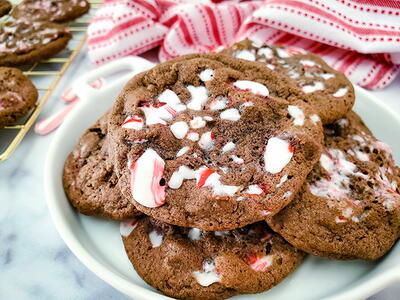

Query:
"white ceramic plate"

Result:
[[44, 57, 400, 300]]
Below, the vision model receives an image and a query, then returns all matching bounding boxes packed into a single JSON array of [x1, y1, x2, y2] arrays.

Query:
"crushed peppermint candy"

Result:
[[192, 261, 221, 287], [220, 108, 240, 121], [233, 80, 269, 97], [187, 85, 209, 111], [264, 137, 294, 174], [149, 230, 163, 248], [120, 218, 138, 237], [199, 69, 214, 82], [287, 106, 305, 126], [170, 121, 189, 139]]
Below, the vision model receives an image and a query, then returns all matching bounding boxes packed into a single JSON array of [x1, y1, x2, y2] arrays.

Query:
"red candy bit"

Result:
[[197, 169, 215, 187], [288, 144, 294, 153], [245, 254, 272, 272], [164, 105, 176, 116], [258, 183, 270, 194]]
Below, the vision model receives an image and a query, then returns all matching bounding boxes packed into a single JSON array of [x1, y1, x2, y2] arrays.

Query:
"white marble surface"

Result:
[[1, 49, 400, 300]]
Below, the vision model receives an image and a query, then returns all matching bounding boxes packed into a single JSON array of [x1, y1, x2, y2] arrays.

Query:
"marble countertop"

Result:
[[1, 49, 400, 300]]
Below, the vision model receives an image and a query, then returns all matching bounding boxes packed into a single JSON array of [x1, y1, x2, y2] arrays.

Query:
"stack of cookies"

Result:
[[0, 0, 90, 129], [63, 40, 400, 299]]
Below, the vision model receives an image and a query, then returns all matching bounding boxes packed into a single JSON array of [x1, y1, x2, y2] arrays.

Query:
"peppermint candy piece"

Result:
[[246, 254, 273, 272], [120, 218, 138, 237], [233, 80, 269, 97], [264, 137, 294, 174], [121, 115, 143, 130], [130, 148, 166, 208]]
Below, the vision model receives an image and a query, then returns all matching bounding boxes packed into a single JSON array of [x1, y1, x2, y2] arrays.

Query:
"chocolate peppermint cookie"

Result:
[[63, 113, 140, 221], [108, 53, 323, 230], [0, 20, 72, 66], [12, 0, 90, 23], [122, 216, 304, 300], [221, 40, 355, 124], [0, 0, 11, 17], [268, 112, 400, 260], [0, 67, 38, 128]]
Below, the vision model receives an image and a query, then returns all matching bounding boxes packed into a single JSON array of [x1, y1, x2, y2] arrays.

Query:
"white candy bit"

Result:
[[245, 185, 263, 195], [239, 101, 254, 112], [287, 106, 305, 126], [198, 131, 215, 150], [283, 191, 292, 198], [199, 69, 214, 82], [120, 219, 138, 237], [319, 73, 335, 80], [149, 230, 163, 248], [257, 47, 273, 59], [168, 166, 197, 189], [130, 149, 166, 208], [140, 104, 172, 126], [302, 81, 325, 93], [121, 115, 143, 130], [300, 59, 317, 68], [190, 116, 207, 129], [219, 166, 229, 174], [197, 168, 240, 197], [233, 80, 269, 97], [247, 255, 273, 272], [187, 85, 209, 111], [333, 87, 348, 97], [214, 231, 229, 237], [220, 108, 241, 122], [355, 150, 369, 162], [222, 142, 235, 153], [335, 216, 348, 223], [193, 261, 221, 287], [276, 174, 288, 188], [188, 228, 202, 240], [170, 121, 189, 139], [230, 155, 244, 164], [176, 146, 190, 157], [266, 64, 276, 70], [204, 116, 213, 121], [210, 96, 228, 111], [276, 48, 290, 58], [264, 137, 294, 174], [310, 114, 321, 124], [289, 70, 300, 79], [235, 49, 256, 61], [187, 132, 200, 142], [158, 89, 186, 112]]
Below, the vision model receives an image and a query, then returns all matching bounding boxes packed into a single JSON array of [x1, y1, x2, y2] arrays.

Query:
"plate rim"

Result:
[[44, 85, 400, 300]]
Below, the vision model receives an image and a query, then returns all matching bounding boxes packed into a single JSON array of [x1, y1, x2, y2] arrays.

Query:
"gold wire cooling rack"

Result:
[[0, 0, 103, 162]]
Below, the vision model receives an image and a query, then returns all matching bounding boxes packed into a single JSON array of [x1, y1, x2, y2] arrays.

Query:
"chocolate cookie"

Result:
[[107, 53, 323, 230], [12, 0, 90, 23], [0, 0, 11, 17], [268, 112, 400, 260], [63, 113, 141, 221], [0, 20, 72, 66], [221, 40, 355, 124], [0, 67, 38, 128], [122, 216, 304, 300]]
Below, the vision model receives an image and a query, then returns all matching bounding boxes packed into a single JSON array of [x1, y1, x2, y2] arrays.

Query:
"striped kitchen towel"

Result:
[[87, 0, 400, 89]]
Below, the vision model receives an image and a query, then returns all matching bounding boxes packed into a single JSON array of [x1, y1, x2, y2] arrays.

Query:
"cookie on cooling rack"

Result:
[[12, 0, 90, 23], [0, 0, 11, 17], [63, 113, 141, 221], [0, 20, 72, 66], [122, 216, 304, 300], [107, 53, 323, 230], [221, 40, 355, 124], [268, 112, 400, 260], [0, 67, 38, 128]]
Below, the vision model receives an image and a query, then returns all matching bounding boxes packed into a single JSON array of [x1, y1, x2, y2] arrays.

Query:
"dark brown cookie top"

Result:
[[122, 216, 304, 300], [63, 113, 141, 221], [12, 0, 90, 23], [0, 67, 37, 128], [268, 111, 400, 260], [0, 0, 11, 17], [108, 53, 323, 230], [221, 40, 355, 124], [0, 20, 72, 66]]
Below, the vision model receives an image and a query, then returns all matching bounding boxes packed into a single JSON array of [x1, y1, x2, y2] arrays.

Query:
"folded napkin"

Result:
[[87, 0, 400, 89]]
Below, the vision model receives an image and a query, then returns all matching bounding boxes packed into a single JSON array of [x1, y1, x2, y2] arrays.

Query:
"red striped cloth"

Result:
[[87, 0, 400, 90]]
